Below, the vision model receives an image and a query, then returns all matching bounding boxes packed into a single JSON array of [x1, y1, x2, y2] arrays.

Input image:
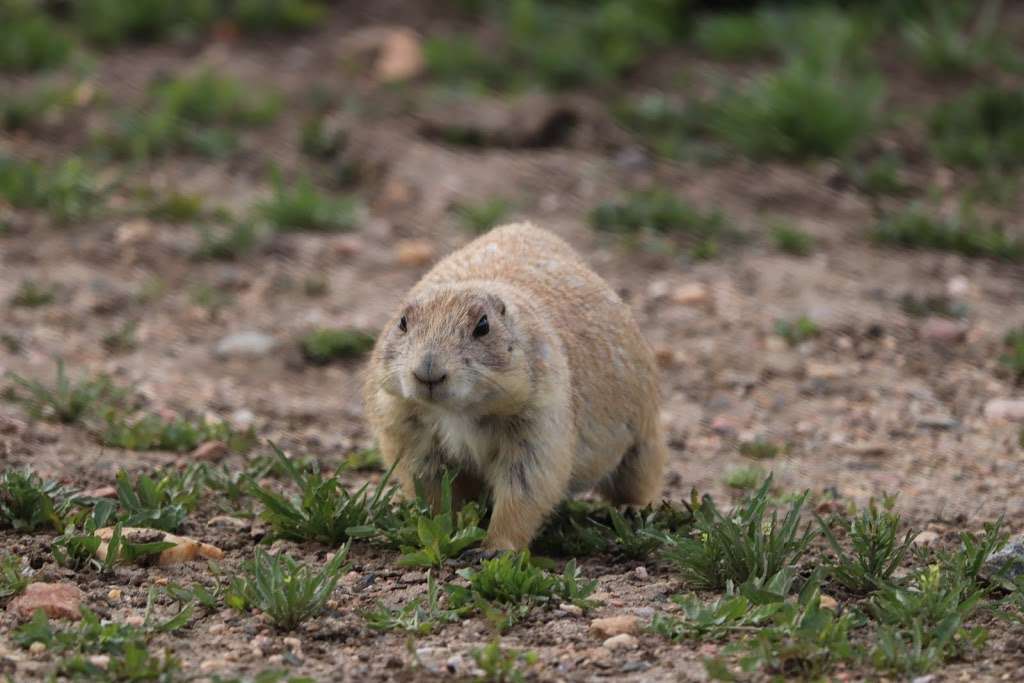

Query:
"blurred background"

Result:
[[1, 0, 1023, 514]]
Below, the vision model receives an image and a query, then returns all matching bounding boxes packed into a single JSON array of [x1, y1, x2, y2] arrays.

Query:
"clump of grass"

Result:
[[194, 222, 262, 261], [0, 1, 73, 72], [251, 444, 398, 545], [817, 495, 914, 594], [232, 0, 327, 33], [425, 0, 687, 91], [300, 115, 346, 160], [725, 466, 764, 490], [13, 602, 187, 680], [848, 153, 910, 196], [903, 1, 1006, 76], [774, 316, 820, 346], [694, 12, 774, 60], [299, 328, 376, 364], [590, 190, 734, 258], [383, 471, 486, 568], [101, 411, 255, 453], [771, 223, 814, 256], [872, 204, 1023, 261], [471, 639, 539, 683], [258, 175, 360, 232], [532, 500, 691, 559], [1001, 327, 1024, 381], [739, 439, 781, 460], [454, 199, 510, 234], [0, 84, 80, 132], [651, 568, 797, 641], [226, 547, 349, 630], [10, 280, 56, 308], [113, 469, 200, 532], [654, 480, 817, 590], [100, 70, 279, 160], [6, 361, 124, 424], [146, 192, 207, 223], [0, 555, 28, 599], [712, 58, 880, 160], [0, 156, 104, 224], [364, 570, 461, 634], [614, 93, 717, 161], [704, 575, 861, 680], [72, 0, 216, 47], [448, 551, 597, 628], [899, 293, 966, 319], [930, 87, 1024, 169], [102, 321, 139, 355], [0, 468, 76, 532]]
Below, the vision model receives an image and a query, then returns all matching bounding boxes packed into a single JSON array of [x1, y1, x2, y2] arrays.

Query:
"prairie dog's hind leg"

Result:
[[597, 417, 668, 506]]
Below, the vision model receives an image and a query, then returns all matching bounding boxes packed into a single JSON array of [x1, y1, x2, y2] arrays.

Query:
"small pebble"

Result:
[[590, 615, 638, 637], [107, 588, 122, 601], [913, 530, 941, 547], [603, 633, 638, 651], [29, 642, 46, 655]]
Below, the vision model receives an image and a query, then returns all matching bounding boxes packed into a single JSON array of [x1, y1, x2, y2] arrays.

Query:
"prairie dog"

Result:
[[363, 223, 667, 550]]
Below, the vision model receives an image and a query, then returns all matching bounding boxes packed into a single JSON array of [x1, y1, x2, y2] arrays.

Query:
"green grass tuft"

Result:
[[300, 328, 376, 364], [654, 479, 817, 590], [872, 205, 1023, 261], [10, 280, 57, 308], [101, 411, 254, 453], [454, 198, 511, 234], [817, 495, 914, 594], [0, 1, 73, 72], [0, 156, 104, 224], [774, 316, 820, 346], [1002, 328, 1024, 381], [226, 546, 349, 630], [471, 639, 539, 683], [364, 570, 462, 634], [0, 468, 77, 533], [771, 223, 814, 256], [251, 444, 398, 545], [258, 175, 361, 232], [930, 87, 1024, 169], [6, 361, 124, 424], [725, 465, 764, 490]]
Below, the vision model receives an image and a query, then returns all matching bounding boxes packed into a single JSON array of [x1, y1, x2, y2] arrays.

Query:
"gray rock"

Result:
[[215, 331, 277, 359], [981, 534, 1024, 582]]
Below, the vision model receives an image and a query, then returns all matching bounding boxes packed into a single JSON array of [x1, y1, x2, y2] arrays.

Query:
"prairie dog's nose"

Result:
[[413, 354, 447, 386]]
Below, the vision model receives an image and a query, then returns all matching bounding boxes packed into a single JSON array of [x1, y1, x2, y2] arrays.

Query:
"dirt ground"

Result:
[[2, 5, 1024, 682]]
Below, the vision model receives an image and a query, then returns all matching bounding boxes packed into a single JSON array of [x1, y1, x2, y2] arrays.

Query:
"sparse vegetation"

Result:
[[0, 156, 104, 223], [1002, 327, 1024, 381], [447, 552, 597, 628], [299, 328, 376, 364], [99, 70, 279, 160], [258, 174, 360, 232], [771, 223, 814, 256], [471, 639, 539, 683], [0, 1, 73, 72], [6, 361, 123, 424], [725, 465, 764, 490], [739, 439, 781, 460], [226, 547, 349, 630], [364, 571, 461, 634], [455, 198, 511, 234], [930, 87, 1024, 170], [872, 205, 1023, 261], [102, 411, 254, 453], [775, 316, 821, 346], [0, 555, 28, 599], [817, 496, 914, 593], [10, 280, 57, 308], [251, 444, 398, 545], [654, 480, 817, 590], [391, 471, 486, 568], [590, 190, 735, 258], [0, 468, 77, 532]]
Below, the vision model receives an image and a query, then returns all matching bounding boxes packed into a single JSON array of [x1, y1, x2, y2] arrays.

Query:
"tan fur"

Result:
[[363, 223, 667, 550]]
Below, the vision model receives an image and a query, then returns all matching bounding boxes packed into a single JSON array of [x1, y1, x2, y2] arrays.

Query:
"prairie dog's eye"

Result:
[[399, 315, 408, 333], [473, 315, 489, 338]]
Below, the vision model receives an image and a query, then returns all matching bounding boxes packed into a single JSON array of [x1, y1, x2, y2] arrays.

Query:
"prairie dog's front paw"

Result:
[[459, 547, 502, 564]]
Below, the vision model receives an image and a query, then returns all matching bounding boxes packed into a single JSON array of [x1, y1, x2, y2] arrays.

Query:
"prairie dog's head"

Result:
[[375, 284, 532, 414]]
